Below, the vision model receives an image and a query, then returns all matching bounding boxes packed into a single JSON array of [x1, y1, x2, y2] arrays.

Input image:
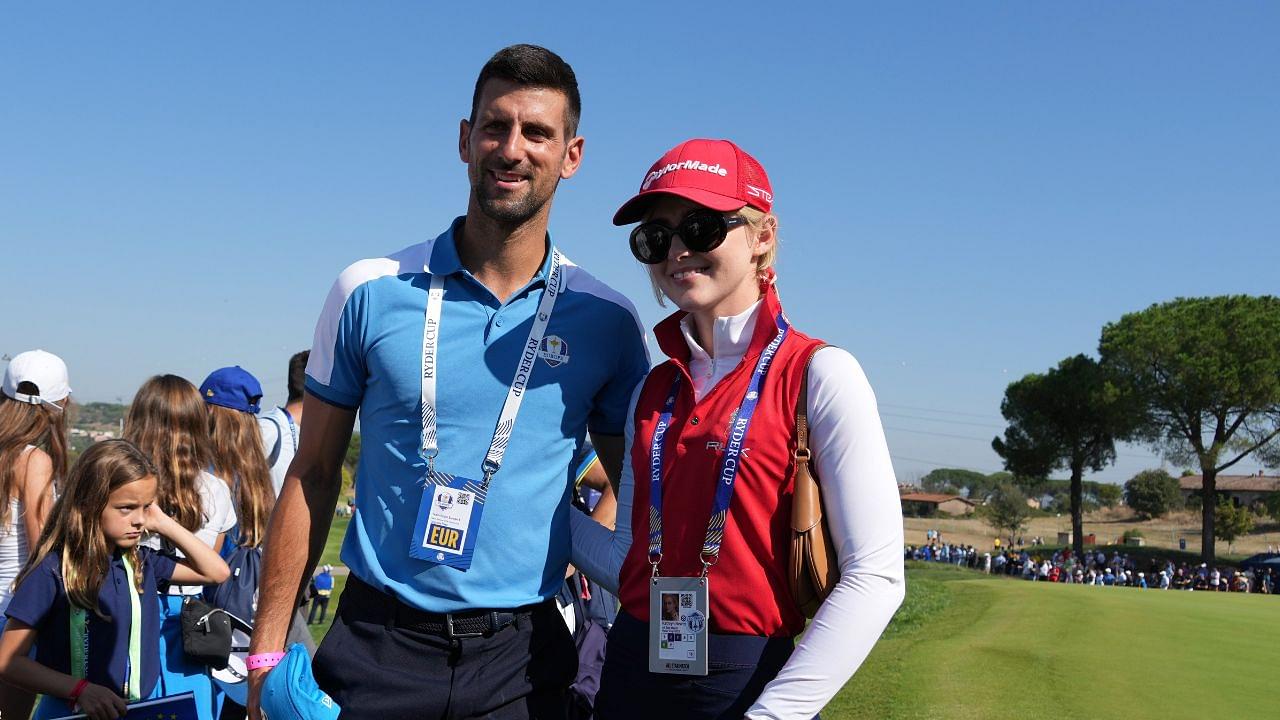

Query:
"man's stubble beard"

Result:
[[471, 169, 560, 227]]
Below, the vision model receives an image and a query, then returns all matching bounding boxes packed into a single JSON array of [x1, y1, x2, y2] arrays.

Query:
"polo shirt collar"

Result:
[[426, 217, 559, 288], [678, 300, 762, 365], [426, 217, 467, 276]]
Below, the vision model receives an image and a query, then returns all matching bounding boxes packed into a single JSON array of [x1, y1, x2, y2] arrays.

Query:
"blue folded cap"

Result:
[[199, 366, 263, 414], [260, 643, 340, 720]]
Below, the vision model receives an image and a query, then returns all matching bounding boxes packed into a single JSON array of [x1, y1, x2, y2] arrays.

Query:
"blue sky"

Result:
[[3, 2, 1277, 484]]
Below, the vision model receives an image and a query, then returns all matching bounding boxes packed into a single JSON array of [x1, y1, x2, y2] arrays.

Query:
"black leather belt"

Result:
[[344, 574, 547, 640]]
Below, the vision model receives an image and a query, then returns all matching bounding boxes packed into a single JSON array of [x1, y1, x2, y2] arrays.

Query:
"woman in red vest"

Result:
[[571, 139, 905, 719]]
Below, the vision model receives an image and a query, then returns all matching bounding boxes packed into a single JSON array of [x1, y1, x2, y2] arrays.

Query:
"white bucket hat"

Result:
[[2, 350, 71, 409]]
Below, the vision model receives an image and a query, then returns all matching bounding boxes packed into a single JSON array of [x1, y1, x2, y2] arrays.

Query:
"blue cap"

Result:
[[260, 643, 340, 720], [199, 366, 263, 414]]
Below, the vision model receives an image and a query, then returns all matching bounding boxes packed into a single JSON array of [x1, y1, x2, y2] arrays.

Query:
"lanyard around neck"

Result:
[[70, 553, 143, 700], [647, 312, 790, 575], [419, 249, 564, 484]]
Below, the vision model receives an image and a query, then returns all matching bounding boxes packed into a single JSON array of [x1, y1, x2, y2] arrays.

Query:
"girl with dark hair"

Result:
[[126, 375, 236, 720], [0, 350, 71, 720], [0, 439, 228, 720]]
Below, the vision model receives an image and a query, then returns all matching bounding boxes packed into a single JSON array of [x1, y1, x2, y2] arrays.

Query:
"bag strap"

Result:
[[263, 413, 285, 466], [792, 345, 830, 536], [794, 344, 830, 472]]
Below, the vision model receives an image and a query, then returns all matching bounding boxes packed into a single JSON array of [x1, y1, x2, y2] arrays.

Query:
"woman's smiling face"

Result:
[[644, 197, 772, 320]]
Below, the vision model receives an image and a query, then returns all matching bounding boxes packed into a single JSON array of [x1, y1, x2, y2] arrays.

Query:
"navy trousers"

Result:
[[312, 577, 578, 719], [594, 612, 799, 720]]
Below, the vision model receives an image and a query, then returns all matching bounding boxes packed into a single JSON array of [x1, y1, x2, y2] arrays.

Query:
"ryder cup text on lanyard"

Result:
[[419, 249, 564, 484], [647, 313, 790, 576]]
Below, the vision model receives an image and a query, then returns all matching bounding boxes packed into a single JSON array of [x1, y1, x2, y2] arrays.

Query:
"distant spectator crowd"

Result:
[[906, 540, 1278, 594]]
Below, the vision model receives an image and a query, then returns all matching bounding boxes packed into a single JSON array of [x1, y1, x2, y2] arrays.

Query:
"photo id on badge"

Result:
[[649, 576, 710, 676], [408, 469, 486, 571]]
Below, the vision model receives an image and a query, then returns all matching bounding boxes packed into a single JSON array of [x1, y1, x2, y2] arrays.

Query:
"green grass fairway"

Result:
[[319, 514, 350, 568], [307, 514, 351, 644], [828, 563, 1279, 719]]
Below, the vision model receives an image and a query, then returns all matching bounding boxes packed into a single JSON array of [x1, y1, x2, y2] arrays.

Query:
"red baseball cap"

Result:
[[612, 138, 773, 225]]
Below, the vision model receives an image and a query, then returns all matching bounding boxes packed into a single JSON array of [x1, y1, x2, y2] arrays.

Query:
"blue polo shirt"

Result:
[[5, 548, 175, 699], [306, 218, 649, 612]]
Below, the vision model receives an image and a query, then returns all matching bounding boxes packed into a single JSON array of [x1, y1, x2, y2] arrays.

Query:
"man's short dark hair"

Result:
[[287, 350, 310, 402], [470, 44, 581, 137]]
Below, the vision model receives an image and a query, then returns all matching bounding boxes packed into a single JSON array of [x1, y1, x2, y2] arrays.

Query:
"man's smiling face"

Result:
[[461, 78, 581, 226]]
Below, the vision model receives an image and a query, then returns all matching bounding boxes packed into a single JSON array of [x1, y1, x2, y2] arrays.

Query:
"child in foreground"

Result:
[[0, 439, 230, 720]]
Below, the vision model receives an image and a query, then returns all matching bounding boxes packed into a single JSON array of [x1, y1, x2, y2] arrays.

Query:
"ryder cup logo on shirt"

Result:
[[538, 335, 570, 367]]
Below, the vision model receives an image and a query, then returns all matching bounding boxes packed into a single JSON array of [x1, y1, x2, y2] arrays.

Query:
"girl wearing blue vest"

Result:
[[0, 439, 229, 720], [571, 139, 905, 719]]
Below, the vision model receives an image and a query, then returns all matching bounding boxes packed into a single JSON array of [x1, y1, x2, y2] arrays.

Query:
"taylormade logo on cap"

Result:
[[641, 160, 728, 190]]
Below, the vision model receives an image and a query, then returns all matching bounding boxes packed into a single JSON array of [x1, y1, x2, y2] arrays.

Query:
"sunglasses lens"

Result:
[[630, 224, 669, 264], [677, 211, 727, 253]]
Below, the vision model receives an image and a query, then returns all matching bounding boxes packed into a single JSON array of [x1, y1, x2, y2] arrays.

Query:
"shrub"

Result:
[[1214, 499, 1255, 552], [1124, 469, 1182, 519]]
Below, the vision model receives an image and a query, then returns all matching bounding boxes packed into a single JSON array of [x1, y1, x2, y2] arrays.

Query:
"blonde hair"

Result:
[[124, 375, 211, 534], [15, 440, 154, 614], [207, 405, 273, 548], [645, 206, 779, 307]]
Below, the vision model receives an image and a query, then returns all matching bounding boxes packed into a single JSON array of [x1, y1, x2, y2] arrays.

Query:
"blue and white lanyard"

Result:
[[419, 249, 564, 487], [281, 407, 298, 453], [647, 313, 790, 576]]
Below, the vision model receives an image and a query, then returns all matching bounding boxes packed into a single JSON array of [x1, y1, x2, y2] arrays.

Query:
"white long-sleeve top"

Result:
[[570, 300, 906, 720]]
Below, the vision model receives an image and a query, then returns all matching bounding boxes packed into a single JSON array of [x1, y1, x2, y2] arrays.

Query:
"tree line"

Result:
[[991, 295, 1280, 565]]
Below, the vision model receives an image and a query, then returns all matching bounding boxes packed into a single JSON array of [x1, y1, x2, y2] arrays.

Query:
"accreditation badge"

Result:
[[648, 576, 710, 676], [408, 469, 486, 571]]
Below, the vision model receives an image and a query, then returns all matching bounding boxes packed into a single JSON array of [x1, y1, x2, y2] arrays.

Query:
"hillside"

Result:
[[70, 401, 127, 430]]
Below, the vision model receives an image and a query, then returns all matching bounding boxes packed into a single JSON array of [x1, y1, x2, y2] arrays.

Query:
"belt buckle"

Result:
[[444, 612, 495, 640]]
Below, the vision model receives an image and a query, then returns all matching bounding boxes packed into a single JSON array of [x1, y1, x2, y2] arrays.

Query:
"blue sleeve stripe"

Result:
[[304, 377, 360, 410]]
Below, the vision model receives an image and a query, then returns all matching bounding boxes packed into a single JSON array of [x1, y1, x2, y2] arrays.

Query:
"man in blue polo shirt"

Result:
[[247, 44, 648, 720]]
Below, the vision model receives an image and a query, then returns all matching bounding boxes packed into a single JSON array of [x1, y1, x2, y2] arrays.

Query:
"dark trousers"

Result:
[[308, 594, 331, 624], [313, 576, 578, 720], [594, 612, 798, 720]]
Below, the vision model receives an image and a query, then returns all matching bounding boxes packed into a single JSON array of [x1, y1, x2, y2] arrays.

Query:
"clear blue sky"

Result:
[[3, 2, 1277, 484]]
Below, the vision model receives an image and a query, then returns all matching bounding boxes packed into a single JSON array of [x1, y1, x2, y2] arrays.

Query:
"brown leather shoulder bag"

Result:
[[790, 345, 839, 617]]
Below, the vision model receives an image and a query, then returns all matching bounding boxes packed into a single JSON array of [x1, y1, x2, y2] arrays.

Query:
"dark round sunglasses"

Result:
[[629, 209, 748, 264]]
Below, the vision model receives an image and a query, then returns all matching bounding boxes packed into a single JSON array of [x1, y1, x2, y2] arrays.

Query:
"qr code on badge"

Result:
[[680, 594, 693, 609], [458, 494, 470, 505]]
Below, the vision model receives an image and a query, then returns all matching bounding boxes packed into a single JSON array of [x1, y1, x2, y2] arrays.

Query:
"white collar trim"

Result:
[[679, 299, 764, 363]]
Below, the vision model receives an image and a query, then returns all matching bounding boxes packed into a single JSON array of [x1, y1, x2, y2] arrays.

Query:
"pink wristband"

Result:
[[247, 651, 286, 670]]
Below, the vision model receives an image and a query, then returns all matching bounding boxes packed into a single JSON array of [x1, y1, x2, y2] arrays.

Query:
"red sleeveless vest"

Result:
[[617, 286, 825, 637]]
